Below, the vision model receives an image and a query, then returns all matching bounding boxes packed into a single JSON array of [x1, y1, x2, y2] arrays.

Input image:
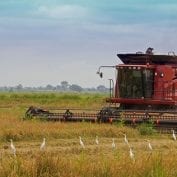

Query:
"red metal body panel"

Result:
[[153, 65, 175, 100], [107, 97, 176, 105]]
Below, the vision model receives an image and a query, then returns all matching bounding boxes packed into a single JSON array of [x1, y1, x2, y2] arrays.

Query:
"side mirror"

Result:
[[96, 71, 103, 78], [99, 72, 103, 78]]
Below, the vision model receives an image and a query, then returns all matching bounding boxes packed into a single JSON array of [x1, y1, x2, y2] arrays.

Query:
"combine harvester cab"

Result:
[[109, 49, 177, 109]]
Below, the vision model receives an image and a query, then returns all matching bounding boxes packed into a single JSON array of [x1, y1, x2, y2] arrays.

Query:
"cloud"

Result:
[[37, 4, 89, 20]]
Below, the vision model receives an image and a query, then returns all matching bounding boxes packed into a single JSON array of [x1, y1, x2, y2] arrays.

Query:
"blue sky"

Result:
[[0, 0, 177, 87]]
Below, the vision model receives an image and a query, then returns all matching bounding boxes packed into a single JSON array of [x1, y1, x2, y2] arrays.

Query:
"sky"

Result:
[[0, 0, 177, 88]]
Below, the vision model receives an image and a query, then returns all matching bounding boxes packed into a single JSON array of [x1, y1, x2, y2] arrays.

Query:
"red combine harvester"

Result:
[[25, 48, 177, 131], [97, 48, 177, 125]]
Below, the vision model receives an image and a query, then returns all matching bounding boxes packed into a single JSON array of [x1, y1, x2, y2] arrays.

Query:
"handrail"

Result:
[[168, 51, 176, 56]]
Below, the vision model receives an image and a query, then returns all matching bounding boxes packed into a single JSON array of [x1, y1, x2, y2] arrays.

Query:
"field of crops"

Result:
[[0, 92, 177, 177]]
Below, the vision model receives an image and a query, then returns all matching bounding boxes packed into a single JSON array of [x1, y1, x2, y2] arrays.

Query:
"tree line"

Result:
[[0, 81, 109, 93]]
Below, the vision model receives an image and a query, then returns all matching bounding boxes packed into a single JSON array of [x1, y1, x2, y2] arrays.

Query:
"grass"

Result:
[[1, 144, 177, 177], [137, 123, 156, 135], [0, 92, 177, 177], [0, 92, 106, 108]]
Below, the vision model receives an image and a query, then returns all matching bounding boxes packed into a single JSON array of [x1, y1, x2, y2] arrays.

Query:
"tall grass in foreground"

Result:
[[0, 150, 177, 177], [0, 92, 176, 177], [0, 119, 140, 141]]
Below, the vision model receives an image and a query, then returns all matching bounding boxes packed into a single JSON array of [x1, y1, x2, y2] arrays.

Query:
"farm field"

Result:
[[0, 92, 177, 177]]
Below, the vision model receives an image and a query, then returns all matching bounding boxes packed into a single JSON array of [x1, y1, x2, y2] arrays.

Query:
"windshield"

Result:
[[118, 67, 154, 99]]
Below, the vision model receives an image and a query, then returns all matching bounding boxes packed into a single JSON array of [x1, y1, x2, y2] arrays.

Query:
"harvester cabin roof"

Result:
[[117, 53, 177, 65]]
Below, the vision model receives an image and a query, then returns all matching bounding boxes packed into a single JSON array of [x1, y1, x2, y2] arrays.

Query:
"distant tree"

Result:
[[61, 81, 69, 91], [85, 87, 97, 92], [69, 84, 83, 92], [24, 87, 33, 91], [16, 84, 23, 91], [97, 85, 108, 92], [46, 84, 54, 90], [56, 85, 62, 91], [37, 86, 44, 91]]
